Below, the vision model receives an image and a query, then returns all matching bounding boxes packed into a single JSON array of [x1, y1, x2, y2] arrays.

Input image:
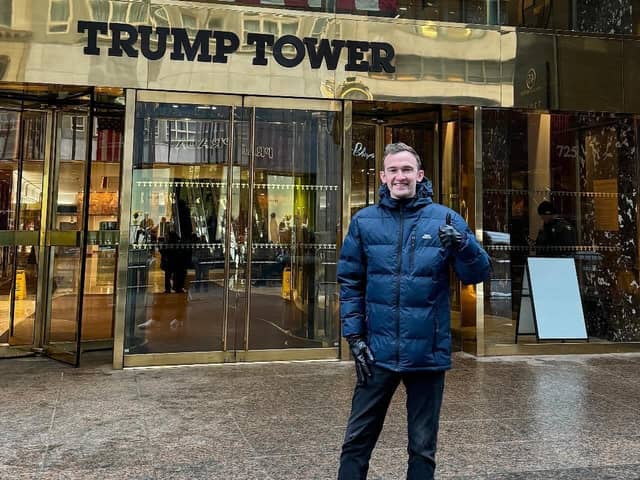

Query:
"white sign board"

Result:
[[527, 257, 588, 340]]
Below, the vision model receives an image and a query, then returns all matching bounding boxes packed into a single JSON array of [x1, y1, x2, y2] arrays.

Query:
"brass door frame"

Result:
[[115, 90, 341, 368], [41, 99, 94, 366], [0, 98, 96, 363]]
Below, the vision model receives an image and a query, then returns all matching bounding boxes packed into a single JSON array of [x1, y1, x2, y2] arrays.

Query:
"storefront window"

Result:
[[125, 99, 340, 356], [482, 109, 640, 347]]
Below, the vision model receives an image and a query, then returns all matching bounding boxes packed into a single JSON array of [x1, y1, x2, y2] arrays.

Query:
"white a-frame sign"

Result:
[[517, 257, 588, 341]]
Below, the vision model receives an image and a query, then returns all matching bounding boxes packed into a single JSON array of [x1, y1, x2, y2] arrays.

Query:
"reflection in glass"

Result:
[[350, 123, 377, 214], [82, 114, 124, 341], [19, 112, 47, 231], [54, 113, 88, 230], [48, 246, 82, 344], [0, 109, 18, 344], [248, 108, 341, 350], [9, 245, 38, 345], [125, 103, 232, 354], [126, 100, 342, 355], [0, 109, 44, 347], [482, 109, 640, 345]]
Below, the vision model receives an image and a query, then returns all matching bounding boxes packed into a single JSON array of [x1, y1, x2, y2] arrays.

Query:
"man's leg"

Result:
[[403, 370, 446, 480], [338, 366, 400, 480]]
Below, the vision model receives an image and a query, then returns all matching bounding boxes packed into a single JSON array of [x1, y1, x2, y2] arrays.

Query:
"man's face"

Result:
[[380, 151, 424, 199]]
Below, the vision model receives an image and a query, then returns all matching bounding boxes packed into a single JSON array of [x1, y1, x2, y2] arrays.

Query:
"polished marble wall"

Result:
[[482, 109, 640, 344], [577, 0, 633, 34]]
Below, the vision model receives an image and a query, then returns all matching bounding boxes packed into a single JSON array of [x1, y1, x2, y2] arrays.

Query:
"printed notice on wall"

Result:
[[593, 178, 618, 231]]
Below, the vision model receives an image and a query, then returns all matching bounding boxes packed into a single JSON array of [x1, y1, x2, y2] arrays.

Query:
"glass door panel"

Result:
[[247, 105, 341, 351], [43, 109, 90, 364], [81, 113, 124, 342], [0, 108, 20, 345], [1, 108, 46, 348], [123, 93, 341, 363], [225, 107, 251, 355], [125, 99, 233, 354]]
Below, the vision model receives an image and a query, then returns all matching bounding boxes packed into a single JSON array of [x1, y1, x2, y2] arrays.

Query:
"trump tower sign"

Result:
[[77, 21, 396, 73]]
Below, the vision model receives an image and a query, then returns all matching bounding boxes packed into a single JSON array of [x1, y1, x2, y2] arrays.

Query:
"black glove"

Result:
[[439, 213, 464, 250], [347, 335, 375, 385]]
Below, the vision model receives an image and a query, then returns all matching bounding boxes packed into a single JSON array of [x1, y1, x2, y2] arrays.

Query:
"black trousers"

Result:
[[338, 365, 446, 480]]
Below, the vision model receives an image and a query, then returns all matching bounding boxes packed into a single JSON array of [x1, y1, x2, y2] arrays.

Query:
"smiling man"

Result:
[[337, 142, 491, 480]]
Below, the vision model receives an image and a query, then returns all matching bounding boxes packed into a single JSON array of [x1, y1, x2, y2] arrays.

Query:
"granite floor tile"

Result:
[[240, 422, 345, 456], [43, 437, 155, 470], [0, 465, 41, 479], [148, 430, 255, 466], [43, 466, 157, 480], [0, 444, 46, 469], [155, 458, 271, 480], [258, 452, 340, 480], [442, 464, 640, 479]]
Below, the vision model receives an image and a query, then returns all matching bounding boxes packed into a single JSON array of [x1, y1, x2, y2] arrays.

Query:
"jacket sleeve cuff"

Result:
[[456, 234, 480, 262], [342, 317, 365, 338]]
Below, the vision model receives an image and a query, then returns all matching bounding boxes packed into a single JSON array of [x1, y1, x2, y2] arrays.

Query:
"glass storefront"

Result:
[[122, 93, 341, 363], [0, 85, 123, 365], [482, 109, 640, 351]]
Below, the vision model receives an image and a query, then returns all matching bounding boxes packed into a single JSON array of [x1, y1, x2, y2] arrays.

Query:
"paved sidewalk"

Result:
[[1, 352, 640, 479]]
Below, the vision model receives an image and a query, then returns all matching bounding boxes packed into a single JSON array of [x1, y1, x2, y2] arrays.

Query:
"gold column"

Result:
[[340, 100, 352, 361], [112, 88, 136, 369], [473, 106, 485, 356]]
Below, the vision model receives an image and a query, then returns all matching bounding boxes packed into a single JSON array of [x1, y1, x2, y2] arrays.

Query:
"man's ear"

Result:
[[379, 170, 386, 184], [417, 169, 425, 181]]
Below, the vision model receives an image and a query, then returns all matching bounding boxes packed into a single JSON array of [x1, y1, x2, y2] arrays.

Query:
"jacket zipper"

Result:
[[433, 301, 439, 353], [410, 233, 416, 270], [395, 207, 404, 366]]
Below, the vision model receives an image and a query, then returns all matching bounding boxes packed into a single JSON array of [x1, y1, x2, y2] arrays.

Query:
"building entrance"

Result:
[[348, 101, 478, 353], [0, 85, 123, 365], [120, 91, 342, 366]]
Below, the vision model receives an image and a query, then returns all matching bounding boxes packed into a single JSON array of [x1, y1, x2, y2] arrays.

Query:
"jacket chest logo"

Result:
[[421, 234, 432, 240]]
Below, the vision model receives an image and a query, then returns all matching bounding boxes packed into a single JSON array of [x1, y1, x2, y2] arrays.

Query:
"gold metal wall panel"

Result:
[[333, 19, 503, 106], [2, 1, 639, 112], [123, 351, 226, 367], [556, 35, 624, 113], [511, 31, 557, 111], [0, 0, 149, 88], [244, 96, 341, 111], [1, 0, 507, 107], [499, 28, 517, 108], [136, 90, 243, 106], [241, 348, 339, 362]]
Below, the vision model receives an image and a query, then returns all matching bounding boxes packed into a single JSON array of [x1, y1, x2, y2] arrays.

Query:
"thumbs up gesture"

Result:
[[439, 213, 463, 250]]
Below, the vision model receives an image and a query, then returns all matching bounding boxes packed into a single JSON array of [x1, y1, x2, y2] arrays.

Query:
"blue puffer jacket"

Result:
[[338, 180, 491, 372]]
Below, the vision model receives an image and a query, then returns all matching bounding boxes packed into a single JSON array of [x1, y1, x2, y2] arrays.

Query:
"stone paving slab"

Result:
[[1, 352, 640, 479]]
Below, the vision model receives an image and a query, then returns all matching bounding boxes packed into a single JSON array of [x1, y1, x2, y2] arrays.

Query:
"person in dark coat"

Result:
[[535, 200, 576, 257], [160, 230, 179, 293], [337, 142, 491, 480]]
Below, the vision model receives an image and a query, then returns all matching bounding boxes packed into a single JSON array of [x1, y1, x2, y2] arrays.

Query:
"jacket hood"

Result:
[[379, 179, 433, 210]]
